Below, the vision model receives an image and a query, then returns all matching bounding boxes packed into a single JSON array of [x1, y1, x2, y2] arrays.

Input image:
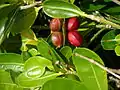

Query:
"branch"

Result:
[[75, 53, 120, 79], [20, 1, 42, 10], [85, 14, 120, 29], [112, 0, 120, 5], [108, 68, 120, 75]]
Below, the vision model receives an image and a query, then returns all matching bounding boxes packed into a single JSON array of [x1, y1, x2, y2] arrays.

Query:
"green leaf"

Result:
[[42, 0, 85, 18], [37, 39, 64, 62], [101, 30, 120, 50], [42, 78, 88, 90], [115, 34, 120, 44], [87, 4, 106, 11], [0, 69, 23, 90], [0, 69, 13, 83], [37, 39, 56, 60], [115, 45, 120, 56], [72, 48, 108, 90], [0, 4, 20, 44], [17, 72, 62, 88], [24, 56, 54, 73], [104, 0, 111, 2], [10, 7, 37, 34], [0, 0, 23, 4], [0, 53, 24, 72], [104, 6, 120, 14], [60, 46, 72, 60]]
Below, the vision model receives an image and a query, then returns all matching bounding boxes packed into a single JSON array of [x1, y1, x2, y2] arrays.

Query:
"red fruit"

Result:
[[51, 32, 63, 48], [68, 31, 82, 47], [50, 18, 62, 32], [67, 17, 79, 31]]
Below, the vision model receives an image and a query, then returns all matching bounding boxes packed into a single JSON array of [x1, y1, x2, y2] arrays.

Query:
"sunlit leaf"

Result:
[[115, 45, 120, 56], [0, 69, 23, 90], [42, 78, 88, 90], [0, 53, 24, 72], [72, 48, 108, 90], [60, 46, 72, 60], [17, 72, 62, 88], [24, 56, 54, 72]]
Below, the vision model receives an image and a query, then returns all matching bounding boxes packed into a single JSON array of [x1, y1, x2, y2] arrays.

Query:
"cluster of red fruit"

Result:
[[50, 17, 83, 48]]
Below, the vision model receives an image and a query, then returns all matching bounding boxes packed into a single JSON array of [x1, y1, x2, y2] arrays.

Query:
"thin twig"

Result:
[[20, 1, 42, 10], [75, 53, 120, 79], [88, 28, 105, 46], [112, 0, 120, 5]]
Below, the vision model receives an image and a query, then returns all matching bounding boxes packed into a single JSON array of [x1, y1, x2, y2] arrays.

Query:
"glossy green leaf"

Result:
[[0, 53, 24, 72], [60, 46, 72, 60], [0, 69, 23, 90], [42, 78, 88, 90], [72, 48, 108, 90], [0, 4, 20, 44], [115, 45, 120, 56], [17, 72, 62, 88], [101, 30, 120, 50], [10, 7, 37, 34], [0, 17, 8, 44], [42, 0, 85, 18], [37, 39, 64, 62], [24, 56, 54, 72]]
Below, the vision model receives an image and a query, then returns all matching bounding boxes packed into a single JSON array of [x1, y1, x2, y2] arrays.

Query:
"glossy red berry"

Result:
[[68, 31, 82, 47], [67, 17, 79, 31], [51, 32, 63, 48], [50, 18, 62, 32]]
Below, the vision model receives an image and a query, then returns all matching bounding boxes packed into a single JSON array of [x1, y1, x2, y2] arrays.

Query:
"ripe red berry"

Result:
[[68, 31, 82, 47], [51, 32, 63, 48], [50, 18, 62, 32], [67, 17, 79, 31]]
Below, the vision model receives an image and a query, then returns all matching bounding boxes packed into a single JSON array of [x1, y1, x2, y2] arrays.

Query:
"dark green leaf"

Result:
[[72, 48, 108, 90], [0, 4, 20, 44], [0, 53, 24, 72], [42, 78, 88, 90], [10, 7, 37, 34], [101, 30, 120, 50], [0, 0, 23, 4], [104, 0, 111, 2], [104, 6, 120, 14], [87, 4, 106, 11], [42, 0, 85, 18]]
